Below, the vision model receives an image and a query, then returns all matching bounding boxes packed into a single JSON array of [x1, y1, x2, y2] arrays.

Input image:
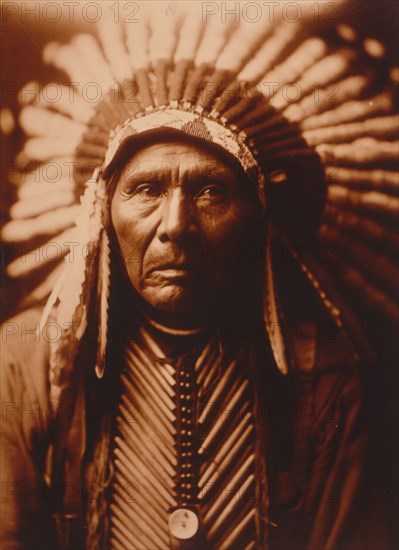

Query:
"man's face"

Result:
[[110, 138, 262, 323]]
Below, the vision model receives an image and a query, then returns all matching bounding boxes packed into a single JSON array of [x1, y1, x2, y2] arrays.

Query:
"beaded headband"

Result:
[[105, 109, 261, 183]]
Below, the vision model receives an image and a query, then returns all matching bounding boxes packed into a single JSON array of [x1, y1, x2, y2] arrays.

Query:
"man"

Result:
[[1, 4, 395, 549], [1, 130, 384, 550]]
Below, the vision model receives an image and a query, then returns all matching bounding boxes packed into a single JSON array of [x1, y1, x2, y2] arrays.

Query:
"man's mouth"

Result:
[[153, 268, 194, 278], [147, 263, 202, 282], [149, 261, 200, 272]]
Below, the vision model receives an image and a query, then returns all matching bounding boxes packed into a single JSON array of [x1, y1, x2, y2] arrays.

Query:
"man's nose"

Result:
[[157, 189, 197, 243]]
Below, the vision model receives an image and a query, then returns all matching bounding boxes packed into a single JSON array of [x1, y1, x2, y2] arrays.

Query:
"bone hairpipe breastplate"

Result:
[[110, 328, 259, 549]]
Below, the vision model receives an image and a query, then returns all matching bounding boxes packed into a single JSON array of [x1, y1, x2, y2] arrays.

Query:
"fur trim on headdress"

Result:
[[39, 168, 107, 391]]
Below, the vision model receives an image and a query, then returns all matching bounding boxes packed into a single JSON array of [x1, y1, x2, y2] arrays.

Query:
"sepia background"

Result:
[[1, 1, 398, 543]]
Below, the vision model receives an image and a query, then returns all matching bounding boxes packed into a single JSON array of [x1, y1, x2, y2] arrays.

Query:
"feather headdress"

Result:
[[3, 1, 398, 392]]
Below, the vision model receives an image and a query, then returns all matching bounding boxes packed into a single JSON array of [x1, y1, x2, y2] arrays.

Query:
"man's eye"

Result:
[[134, 184, 162, 199], [195, 184, 227, 205]]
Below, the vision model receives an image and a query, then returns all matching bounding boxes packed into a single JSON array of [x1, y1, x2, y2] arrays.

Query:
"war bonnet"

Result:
[[4, 1, 398, 400]]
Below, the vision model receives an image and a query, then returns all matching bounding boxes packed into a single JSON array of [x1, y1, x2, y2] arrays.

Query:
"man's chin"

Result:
[[141, 284, 209, 314]]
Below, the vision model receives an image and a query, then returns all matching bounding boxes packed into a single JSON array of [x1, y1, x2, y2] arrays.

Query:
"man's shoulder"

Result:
[[289, 319, 359, 374], [1, 307, 51, 404], [288, 319, 364, 414]]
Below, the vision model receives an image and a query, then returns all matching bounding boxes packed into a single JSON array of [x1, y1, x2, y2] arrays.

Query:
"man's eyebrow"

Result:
[[121, 169, 163, 183], [192, 165, 236, 180], [120, 163, 240, 184]]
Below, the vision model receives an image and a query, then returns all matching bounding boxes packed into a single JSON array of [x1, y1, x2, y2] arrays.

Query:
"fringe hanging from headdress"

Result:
[[95, 226, 111, 379], [263, 223, 290, 375]]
